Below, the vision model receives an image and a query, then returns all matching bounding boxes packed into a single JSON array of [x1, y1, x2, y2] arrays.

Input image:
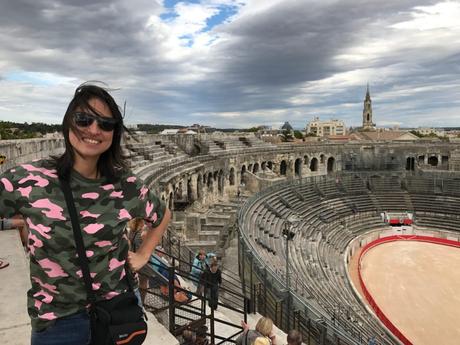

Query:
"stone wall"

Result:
[[0, 138, 65, 173]]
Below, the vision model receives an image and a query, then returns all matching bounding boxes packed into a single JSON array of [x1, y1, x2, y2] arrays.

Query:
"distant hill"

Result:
[[0, 121, 61, 140]]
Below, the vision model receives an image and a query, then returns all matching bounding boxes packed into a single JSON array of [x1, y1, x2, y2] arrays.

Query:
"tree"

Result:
[[293, 130, 304, 139], [280, 129, 294, 142]]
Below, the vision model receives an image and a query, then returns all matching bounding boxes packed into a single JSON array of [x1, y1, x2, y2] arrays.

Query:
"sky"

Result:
[[0, 0, 459, 129]]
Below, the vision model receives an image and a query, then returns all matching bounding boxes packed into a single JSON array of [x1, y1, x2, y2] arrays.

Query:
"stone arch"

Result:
[[418, 155, 425, 164], [310, 157, 318, 172], [207, 172, 213, 189], [168, 192, 173, 210], [428, 156, 438, 166], [327, 157, 335, 173], [241, 165, 247, 184], [197, 174, 203, 199], [280, 160, 287, 175], [294, 158, 302, 177], [175, 181, 183, 199], [253, 163, 259, 173], [320, 154, 325, 164], [229, 167, 235, 186], [187, 177, 193, 201], [248, 163, 253, 172], [304, 155, 309, 165], [267, 161, 273, 170], [218, 169, 224, 194], [261, 161, 267, 170], [406, 157, 415, 171]]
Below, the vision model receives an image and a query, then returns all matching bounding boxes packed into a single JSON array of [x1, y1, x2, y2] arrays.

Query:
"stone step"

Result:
[[207, 214, 232, 224], [213, 202, 240, 209], [198, 230, 221, 241], [202, 225, 226, 234], [185, 240, 217, 248]]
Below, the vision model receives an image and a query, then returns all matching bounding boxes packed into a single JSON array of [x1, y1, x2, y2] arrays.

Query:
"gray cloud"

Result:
[[0, 0, 458, 129]]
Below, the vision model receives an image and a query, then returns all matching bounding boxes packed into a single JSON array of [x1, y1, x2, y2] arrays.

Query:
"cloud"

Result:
[[0, 0, 459, 129]]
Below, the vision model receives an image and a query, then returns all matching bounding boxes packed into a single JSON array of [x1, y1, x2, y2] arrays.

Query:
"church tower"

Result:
[[362, 84, 375, 130]]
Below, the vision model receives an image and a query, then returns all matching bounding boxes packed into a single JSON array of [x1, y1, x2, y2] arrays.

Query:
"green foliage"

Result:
[[241, 127, 259, 133], [293, 130, 304, 139], [280, 129, 294, 142], [410, 130, 442, 139], [0, 121, 61, 140]]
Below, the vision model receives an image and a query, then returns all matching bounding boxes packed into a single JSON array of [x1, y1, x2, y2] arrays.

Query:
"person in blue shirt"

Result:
[[190, 249, 216, 293]]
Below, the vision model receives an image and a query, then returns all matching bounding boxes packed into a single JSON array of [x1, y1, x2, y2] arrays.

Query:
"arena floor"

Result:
[[360, 241, 460, 345]]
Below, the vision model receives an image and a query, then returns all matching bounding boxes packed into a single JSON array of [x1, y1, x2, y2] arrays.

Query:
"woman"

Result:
[[237, 317, 277, 345], [0, 83, 171, 344], [190, 249, 216, 293]]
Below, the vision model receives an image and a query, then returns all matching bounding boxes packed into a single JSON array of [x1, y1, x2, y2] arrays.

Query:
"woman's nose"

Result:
[[88, 120, 101, 134]]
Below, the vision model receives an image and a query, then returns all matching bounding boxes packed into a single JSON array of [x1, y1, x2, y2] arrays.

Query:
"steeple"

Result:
[[362, 84, 375, 131]]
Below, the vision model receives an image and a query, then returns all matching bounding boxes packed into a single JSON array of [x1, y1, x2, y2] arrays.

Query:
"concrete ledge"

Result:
[[0, 231, 179, 345], [0, 231, 31, 344], [144, 312, 179, 345]]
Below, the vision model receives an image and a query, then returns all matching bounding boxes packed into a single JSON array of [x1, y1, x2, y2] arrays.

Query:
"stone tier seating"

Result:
[[200, 135, 276, 155], [123, 136, 197, 187], [241, 175, 460, 345]]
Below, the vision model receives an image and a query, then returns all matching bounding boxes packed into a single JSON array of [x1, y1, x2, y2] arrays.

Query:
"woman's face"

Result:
[[69, 98, 114, 163]]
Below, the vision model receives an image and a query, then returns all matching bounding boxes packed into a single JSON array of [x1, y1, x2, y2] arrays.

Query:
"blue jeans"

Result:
[[134, 288, 143, 308], [31, 311, 90, 345]]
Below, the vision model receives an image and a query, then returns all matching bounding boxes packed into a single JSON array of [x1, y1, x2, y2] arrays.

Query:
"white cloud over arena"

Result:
[[0, 0, 459, 128]]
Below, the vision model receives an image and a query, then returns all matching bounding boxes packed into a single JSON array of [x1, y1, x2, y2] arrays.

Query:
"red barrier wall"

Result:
[[358, 235, 460, 345]]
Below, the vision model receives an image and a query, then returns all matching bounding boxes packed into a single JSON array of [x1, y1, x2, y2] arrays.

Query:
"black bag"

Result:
[[90, 291, 147, 345], [61, 179, 148, 345]]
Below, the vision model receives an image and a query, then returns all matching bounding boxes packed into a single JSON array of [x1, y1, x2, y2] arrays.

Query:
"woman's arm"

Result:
[[128, 208, 171, 271]]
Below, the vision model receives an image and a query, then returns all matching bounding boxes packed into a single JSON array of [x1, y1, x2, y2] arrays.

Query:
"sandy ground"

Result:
[[360, 241, 460, 345]]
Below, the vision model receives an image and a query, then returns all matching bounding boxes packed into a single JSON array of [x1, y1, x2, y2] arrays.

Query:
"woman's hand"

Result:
[[240, 320, 249, 333], [127, 250, 149, 272], [269, 333, 276, 345]]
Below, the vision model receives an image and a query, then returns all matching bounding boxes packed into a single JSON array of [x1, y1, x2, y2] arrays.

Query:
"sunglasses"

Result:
[[73, 112, 118, 132]]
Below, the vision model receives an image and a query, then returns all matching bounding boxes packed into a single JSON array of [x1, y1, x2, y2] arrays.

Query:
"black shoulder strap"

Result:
[[61, 178, 136, 299], [60, 178, 96, 304]]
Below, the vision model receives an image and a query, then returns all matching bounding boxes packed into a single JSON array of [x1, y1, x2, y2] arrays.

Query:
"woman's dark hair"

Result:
[[55, 82, 127, 181]]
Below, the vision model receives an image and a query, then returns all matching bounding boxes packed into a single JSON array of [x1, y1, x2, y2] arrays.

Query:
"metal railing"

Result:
[[139, 244, 248, 345]]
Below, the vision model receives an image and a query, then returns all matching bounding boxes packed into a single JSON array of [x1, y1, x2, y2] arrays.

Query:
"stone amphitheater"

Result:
[[1, 133, 460, 345]]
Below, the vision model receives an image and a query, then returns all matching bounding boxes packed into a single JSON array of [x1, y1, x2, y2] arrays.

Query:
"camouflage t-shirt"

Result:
[[0, 160, 166, 331]]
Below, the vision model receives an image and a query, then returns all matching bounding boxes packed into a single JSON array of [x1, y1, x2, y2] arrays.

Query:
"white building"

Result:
[[306, 117, 346, 137], [417, 127, 445, 137]]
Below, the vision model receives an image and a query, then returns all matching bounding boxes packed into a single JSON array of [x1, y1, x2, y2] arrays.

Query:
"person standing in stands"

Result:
[[181, 329, 197, 345], [0, 83, 171, 345], [195, 325, 210, 345], [201, 258, 222, 310], [286, 330, 302, 345], [236, 317, 277, 345], [368, 336, 377, 345], [191, 249, 216, 293]]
